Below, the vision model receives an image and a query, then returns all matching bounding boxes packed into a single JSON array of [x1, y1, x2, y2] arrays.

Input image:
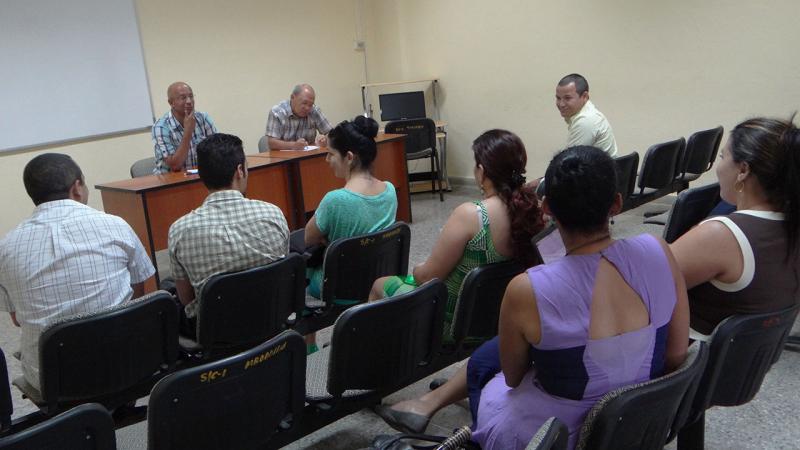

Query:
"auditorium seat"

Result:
[[527, 417, 569, 450], [626, 138, 686, 211], [12, 291, 177, 421], [148, 331, 305, 450], [179, 254, 306, 362], [676, 304, 800, 449], [661, 182, 720, 243], [0, 403, 116, 450], [305, 280, 445, 404], [576, 341, 708, 450], [296, 222, 411, 336], [613, 152, 640, 213]]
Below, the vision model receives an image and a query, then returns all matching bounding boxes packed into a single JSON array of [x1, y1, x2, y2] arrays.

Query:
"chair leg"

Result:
[[430, 153, 436, 197], [434, 150, 444, 202], [677, 412, 705, 450]]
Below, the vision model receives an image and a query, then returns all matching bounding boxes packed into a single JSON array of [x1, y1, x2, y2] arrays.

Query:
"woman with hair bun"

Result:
[[671, 115, 800, 338], [302, 116, 397, 352]]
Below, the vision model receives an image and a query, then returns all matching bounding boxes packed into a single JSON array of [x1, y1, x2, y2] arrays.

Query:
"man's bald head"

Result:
[[167, 82, 194, 118], [292, 83, 315, 97], [290, 83, 316, 118]]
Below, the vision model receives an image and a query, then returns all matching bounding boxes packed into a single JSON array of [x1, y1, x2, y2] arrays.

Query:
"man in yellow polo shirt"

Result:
[[555, 73, 618, 156]]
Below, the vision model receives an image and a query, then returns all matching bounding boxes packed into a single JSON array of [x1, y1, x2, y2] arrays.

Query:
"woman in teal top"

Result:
[[370, 129, 544, 338], [304, 115, 398, 298]]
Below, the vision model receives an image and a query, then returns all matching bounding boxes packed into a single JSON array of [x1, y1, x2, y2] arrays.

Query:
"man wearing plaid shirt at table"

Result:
[[152, 81, 218, 174], [264, 83, 333, 150], [167, 133, 289, 337]]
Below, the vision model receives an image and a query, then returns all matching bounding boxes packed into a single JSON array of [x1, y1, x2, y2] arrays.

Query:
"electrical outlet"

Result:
[[354, 40, 366, 51]]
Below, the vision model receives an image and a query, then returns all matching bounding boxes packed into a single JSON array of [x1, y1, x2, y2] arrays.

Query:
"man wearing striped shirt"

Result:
[[265, 84, 333, 150], [0, 154, 155, 390], [152, 81, 218, 174], [168, 133, 289, 337]]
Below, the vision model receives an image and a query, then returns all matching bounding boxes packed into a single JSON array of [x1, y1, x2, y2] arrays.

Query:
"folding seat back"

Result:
[[613, 152, 639, 211], [449, 260, 527, 346], [637, 138, 686, 193], [526, 417, 569, 450], [16, 291, 178, 414], [677, 304, 800, 449], [679, 126, 724, 181], [0, 348, 12, 433], [0, 403, 116, 450], [147, 331, 306, 450], [576, 341, 708, 450], [662, 182, 720, 243], [308, 280, 446, 400], [321, 222, 411, 307], [194, 254, 306, 357]]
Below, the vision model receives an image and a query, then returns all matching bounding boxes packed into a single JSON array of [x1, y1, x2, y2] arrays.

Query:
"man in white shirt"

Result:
[[0, 154, 155, 390], [556, 73, 618, 156]]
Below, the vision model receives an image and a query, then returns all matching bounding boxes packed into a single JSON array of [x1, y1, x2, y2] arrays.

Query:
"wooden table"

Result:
[[95, 133, 409, 291]]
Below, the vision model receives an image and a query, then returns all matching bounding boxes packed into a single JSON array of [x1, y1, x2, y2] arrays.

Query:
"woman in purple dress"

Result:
[[471, 146, 689, 449]]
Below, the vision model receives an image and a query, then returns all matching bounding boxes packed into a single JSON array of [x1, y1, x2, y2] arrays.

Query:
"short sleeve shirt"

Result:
[[168, 190, 290, 317], [565, 100, 618, 156], [152, 110, 218, 174], [265, 100, 333, 147], [0, 200, 155, 390], [307, 182, 397, 297]]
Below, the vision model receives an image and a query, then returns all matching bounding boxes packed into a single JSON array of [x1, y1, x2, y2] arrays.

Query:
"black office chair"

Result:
[[576, 341, 709, 450], [661, 183, 720, 243], [297, 222, 411, 335], [12, 291, 178, 418], [613, 152, 640, 213], [179, 254, 306, 361], [385, 118, 444, 201], [129, 157, 156, 177], [626, 138, 686, 211], [0, 403, 116, 450], [305, 280, 446, 405], [148, 330, 306, 450], [526, 417, 569, 450], [676, 304, 800, 450], [676, 126, 724, 185]]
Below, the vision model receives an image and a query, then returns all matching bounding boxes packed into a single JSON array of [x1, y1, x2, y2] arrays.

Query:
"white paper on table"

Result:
[[303, 145, 319, 151]]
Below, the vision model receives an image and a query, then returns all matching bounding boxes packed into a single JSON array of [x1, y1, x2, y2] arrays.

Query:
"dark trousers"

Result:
[[466, 336, 502, 424]]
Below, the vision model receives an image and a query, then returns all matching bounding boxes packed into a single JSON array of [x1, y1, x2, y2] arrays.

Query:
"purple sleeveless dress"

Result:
[[472, 234, 677, 450]]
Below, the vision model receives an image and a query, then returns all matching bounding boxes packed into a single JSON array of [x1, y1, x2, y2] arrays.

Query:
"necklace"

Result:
[[565, 233, 611, 255]]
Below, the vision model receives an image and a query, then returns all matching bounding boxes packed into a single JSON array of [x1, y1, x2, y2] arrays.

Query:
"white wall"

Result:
[[2, 0, 800, 235], [362, 0, 800, 183], [0, 0, 366, 235]]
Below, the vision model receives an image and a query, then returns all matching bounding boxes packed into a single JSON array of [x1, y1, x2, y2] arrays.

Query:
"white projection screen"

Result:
[[0, 0, 153, 152]]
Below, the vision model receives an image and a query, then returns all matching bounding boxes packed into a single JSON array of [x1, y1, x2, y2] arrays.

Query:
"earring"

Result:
[[734, 179, 745, 193]]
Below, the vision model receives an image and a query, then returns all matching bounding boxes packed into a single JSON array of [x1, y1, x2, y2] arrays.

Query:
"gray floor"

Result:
[[3, 185, 799, 449]]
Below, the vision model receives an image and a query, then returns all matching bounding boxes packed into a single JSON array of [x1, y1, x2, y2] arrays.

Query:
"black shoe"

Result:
[[373, 405, 430, 434]]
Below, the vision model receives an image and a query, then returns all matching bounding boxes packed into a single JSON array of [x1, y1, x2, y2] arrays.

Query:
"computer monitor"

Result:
[[379, 91, 426, 121]]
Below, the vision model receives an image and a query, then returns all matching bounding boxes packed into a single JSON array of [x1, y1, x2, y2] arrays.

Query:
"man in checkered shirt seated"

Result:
[[264, 83, 333, 150], [167, 133, 290, 338], [0, 154, 156, 391]]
